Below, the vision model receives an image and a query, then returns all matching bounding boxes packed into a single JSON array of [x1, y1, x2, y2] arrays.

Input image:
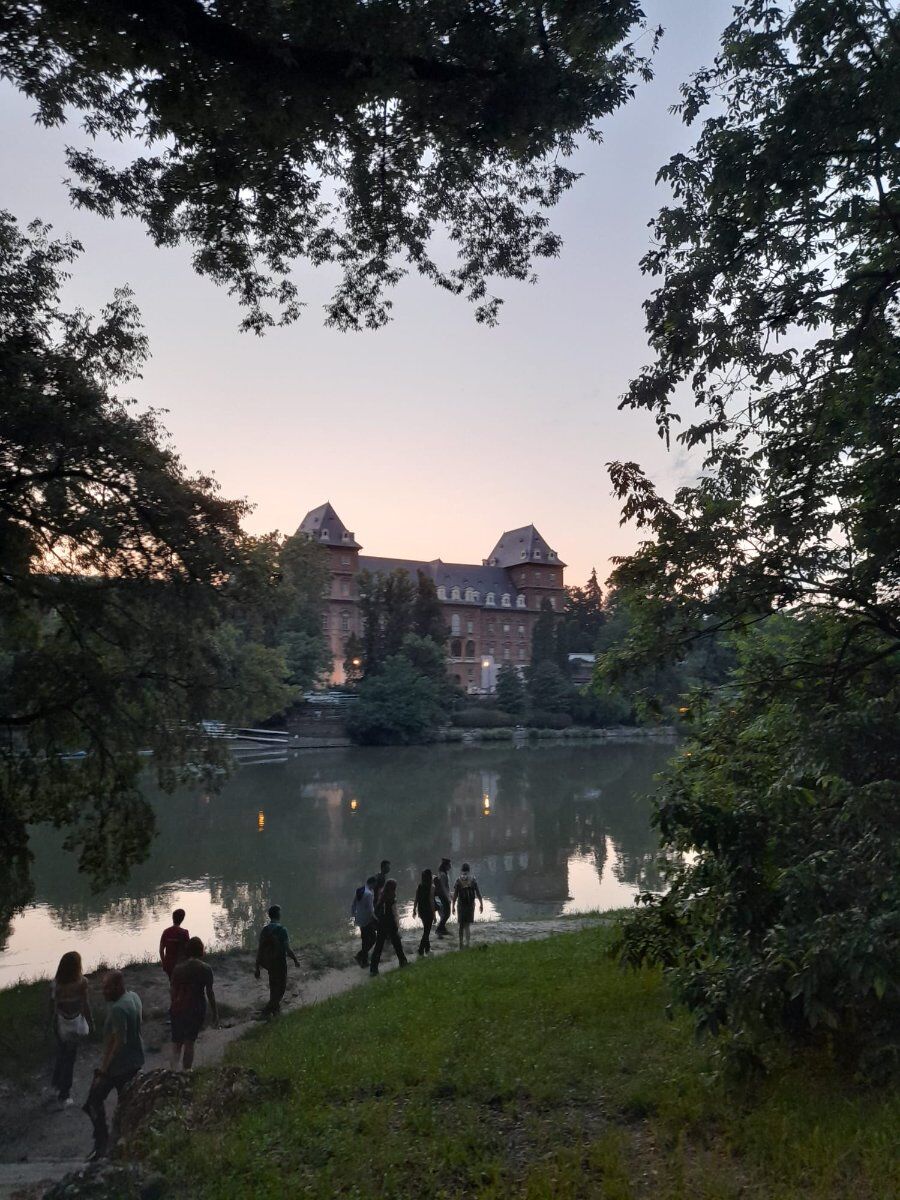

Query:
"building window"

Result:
[[320, 529, 329, 540], [503, 623, 510, 633], [437, 585, 446, 600], [451, 614, 461, 636], [341, 581, 350, 597], [321, 613, 329, 630], [549, 550, 556, 559], [488, 644, 495, 655], [340, 611, 350, 632], [549, 597, 556, 610], [534, 549, 541, 559], [450, 639, 462, 658], [341, 555, 350, 566], [520, 550, 527, 559], [487, 621, 495, 634], [465, 587, 474, 602], [503, 646, 511, 660], [517, 624, 525, 635], [518, 645, 526, 660], [451, 586, 461, 601], [501, 594, 511, 607], [534, 571, 542, 583], [516, 594, 526, 609], [548, 573, 556, 585], [465, 640, 475, 658], [466, 620, 474, 634], [472, 591, 480, 604], [486, 592, 495, 606]]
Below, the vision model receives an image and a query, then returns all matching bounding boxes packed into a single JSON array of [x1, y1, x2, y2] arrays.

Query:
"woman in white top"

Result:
[[50, 951, 93, 1105]]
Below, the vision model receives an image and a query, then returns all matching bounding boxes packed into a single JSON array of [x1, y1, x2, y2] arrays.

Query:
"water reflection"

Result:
[[1, 741, 672, 984]]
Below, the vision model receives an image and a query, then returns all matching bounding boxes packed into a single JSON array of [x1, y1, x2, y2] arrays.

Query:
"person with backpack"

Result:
[[254, 904, 300, 1016], [452, 864, 484, 948], [412, 869, 436, 957], [369, 879, 408, 976], [434, 857, 452, 938], [351, 876, 378, 968]]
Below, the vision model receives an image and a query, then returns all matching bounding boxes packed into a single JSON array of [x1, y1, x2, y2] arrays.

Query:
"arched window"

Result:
[[516, 594, 526, 608], [486, 592, 495, 606], [465, 640, 475, 658], [437, 585, 446, 600], [450, 639, 462, 658], [501, 593, 511, 607], [451, 586, 461, 601], [451, 614, 461, 636]]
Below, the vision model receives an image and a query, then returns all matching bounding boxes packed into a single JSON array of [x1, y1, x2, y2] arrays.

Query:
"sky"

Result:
[[1, 0, 730, 587]]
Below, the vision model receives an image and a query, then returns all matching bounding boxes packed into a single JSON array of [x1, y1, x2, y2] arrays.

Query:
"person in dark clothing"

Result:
[[369, 879, 408, 976], [159, 908, 189, 979], [412, 869, 436, 957], [50, 951, 93, 1106], [373, 860, 391, 906], [452, 863, 484, 949], [254, 905, 300, 1016], [83, 971, 143, 1160], [351, 876, 378, 967], [434, 857, 452, 937], [170, 937, 218, 1070]]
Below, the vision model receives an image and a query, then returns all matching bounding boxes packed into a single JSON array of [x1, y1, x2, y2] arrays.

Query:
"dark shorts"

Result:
[[171, 1003, 205, 1044]]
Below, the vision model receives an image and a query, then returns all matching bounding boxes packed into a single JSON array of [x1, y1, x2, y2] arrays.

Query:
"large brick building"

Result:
[[298, 503, 567, 690]]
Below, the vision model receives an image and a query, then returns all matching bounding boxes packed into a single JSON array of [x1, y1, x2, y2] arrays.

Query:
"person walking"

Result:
[[452, 863, 484, 948], [170, 937, 218, 1070], [434, 858, 452, 938], [49, 951, 93, 1107], [412, 869, 436, 957], [351, 876, 378, 968], [373, 860, 390, 905], [82, 971, 144, 1161], [159, 908, 189, 979], [369, 880, 408, 976], [254, 904, 300, 1016]]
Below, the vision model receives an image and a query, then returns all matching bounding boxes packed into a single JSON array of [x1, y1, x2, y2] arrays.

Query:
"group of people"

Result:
[[48, 909, 219, 1160], [46, 859, 486, 1161], [350, 857, 484, 974]]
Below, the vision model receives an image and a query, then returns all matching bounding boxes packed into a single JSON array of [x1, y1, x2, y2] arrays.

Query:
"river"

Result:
[[0, 740, 673, 985]]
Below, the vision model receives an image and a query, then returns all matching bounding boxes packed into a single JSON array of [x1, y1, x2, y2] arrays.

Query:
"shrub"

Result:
[[451, 708, 516, 728], [526, 710, 573, 730]]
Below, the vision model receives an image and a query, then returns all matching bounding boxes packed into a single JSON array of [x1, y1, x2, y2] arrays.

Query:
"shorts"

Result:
[[170, 1003, 205, 1044]]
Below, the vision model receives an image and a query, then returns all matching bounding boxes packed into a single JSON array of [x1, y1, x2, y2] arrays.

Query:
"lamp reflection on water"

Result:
[[482, 794, 491, 814], [257, 809, 265, 831], [350, 798, 358, 812]]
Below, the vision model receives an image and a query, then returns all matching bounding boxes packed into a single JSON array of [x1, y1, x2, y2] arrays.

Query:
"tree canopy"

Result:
[[0, 0, 654, 332], [0, 213, 302, 922], [607, 0, 900, 1064]]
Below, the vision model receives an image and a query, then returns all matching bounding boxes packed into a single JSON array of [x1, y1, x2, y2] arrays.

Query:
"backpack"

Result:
[[257, 923, 283, 970]]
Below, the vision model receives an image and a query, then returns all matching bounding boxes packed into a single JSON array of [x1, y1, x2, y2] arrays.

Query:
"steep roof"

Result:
[[296, 502, 361, 549], [357, 557, 518, 602], [486, 525, 566, 568]]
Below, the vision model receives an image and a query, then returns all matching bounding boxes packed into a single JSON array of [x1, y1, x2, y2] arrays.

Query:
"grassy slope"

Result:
[[153, 928, 897, 1200]]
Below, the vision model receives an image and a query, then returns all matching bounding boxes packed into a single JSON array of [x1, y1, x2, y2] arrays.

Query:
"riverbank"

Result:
[[0, 916, 606, 1197], [32, 923, 900, 1200]]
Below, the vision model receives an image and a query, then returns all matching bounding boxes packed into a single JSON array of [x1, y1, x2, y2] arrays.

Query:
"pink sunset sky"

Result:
[[2, 1, 729, 587]]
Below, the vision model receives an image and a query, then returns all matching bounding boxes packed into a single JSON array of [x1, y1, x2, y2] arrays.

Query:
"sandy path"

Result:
[[0, 916, 603, 1199]]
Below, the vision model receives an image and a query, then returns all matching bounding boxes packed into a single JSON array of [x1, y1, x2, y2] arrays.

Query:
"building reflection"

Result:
[[4, 742, 674, 980]]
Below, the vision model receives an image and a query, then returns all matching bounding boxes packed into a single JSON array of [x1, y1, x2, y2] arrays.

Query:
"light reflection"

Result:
[[257, 810, 265, 831], [350, 798, 358, 812]]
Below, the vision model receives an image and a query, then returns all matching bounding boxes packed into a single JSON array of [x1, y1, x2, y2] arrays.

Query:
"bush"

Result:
[[525, 710, 573, 730], [451, 708, 516, 728], [345, 655, 442, 745]]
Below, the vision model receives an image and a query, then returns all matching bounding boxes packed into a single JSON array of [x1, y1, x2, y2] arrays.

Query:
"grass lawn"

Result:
[[149, 927, 897, 1200]]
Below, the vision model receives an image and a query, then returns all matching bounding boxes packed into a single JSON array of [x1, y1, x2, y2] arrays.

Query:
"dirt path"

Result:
[[0, 916, 603, 1199]]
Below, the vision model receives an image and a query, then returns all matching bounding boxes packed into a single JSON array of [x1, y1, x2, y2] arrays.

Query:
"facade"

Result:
[[298, 503, 567, 690]]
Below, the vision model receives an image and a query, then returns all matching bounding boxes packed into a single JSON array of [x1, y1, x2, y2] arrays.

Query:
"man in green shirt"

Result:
[[254, 904, 299, 1016], [82, 971, 144, 1159]]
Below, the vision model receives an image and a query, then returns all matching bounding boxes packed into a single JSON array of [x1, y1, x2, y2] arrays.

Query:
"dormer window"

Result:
[[534, 550, 541, 559], [490, 557, 498, 566], [465, 587, 474, 603], [520, 550, 527, 559], [501, 594, 511, 607], [516, 594, 526, 609], [548, 551, 556, 560], [486, 592, 495, 606], [451, 586, 461, 601], [320, 529, 329, 540], [472, 591, 480, 604], [437, 586, 446, 600]]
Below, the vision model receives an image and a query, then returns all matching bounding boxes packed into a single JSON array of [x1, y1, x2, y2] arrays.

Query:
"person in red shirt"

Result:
[[159, 909, 189, 978]]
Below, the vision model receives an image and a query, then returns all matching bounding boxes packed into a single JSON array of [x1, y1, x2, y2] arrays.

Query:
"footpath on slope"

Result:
[[0, 915, 604, 1200]]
